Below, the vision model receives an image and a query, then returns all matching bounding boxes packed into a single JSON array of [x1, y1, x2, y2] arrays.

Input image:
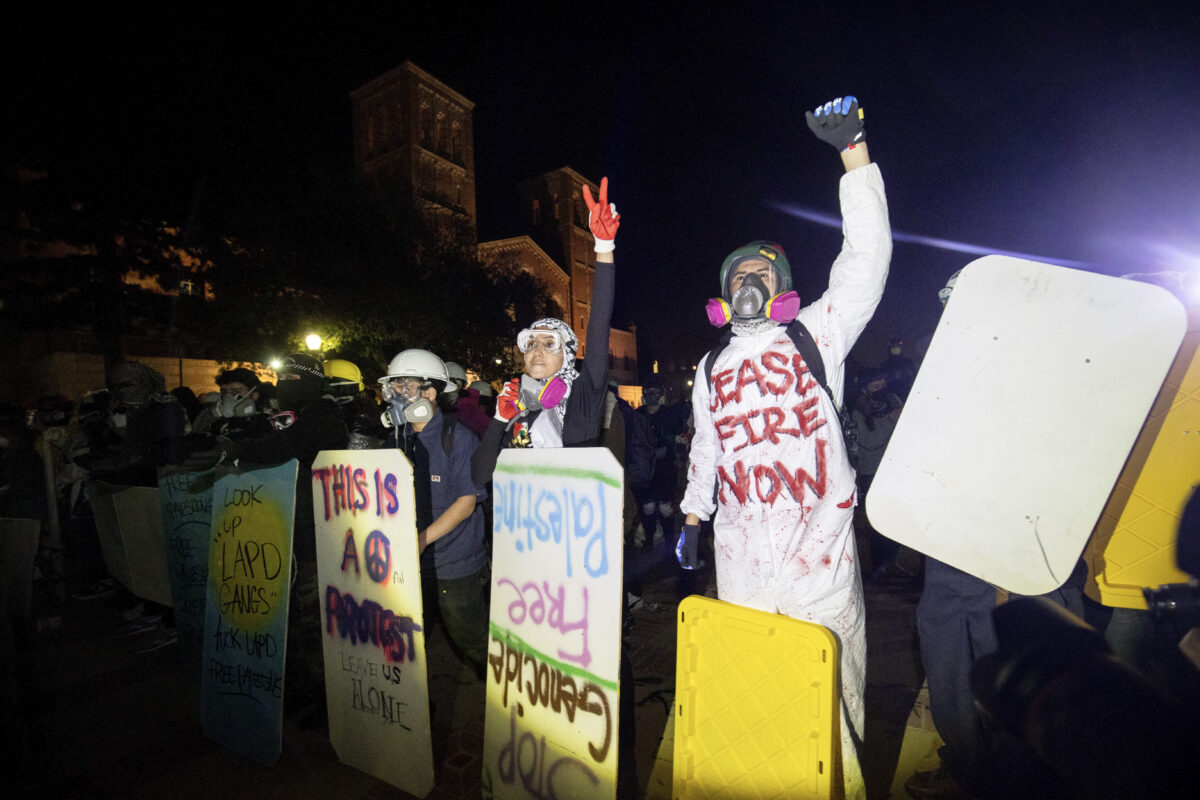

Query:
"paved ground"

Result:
[[7, 541, 931, 800]]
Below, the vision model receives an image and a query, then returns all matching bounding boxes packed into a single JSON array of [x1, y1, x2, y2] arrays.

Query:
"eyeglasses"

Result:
[[517, 329, 564, 354]]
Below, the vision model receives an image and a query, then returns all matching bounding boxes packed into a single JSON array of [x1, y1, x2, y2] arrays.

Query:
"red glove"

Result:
[[495, 378, 522, 422], [582, 177, 619, 253]]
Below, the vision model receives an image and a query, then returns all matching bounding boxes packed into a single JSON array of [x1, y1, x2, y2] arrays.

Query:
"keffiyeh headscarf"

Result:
[[521, 317, 579, 446], [106, 361, 169, 410], [731, 318, 783, 337]]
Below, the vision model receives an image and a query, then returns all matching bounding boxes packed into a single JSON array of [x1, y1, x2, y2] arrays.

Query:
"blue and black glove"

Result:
[[676, 523, 701, 570], [805, 95, 865, 152]]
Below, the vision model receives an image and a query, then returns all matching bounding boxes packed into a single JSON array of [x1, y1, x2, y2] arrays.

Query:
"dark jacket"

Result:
[[472, 259, 615, 485], [386, 411, 487, 580]]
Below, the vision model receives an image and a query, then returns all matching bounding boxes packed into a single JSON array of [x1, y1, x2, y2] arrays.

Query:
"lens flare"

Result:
[[771, 203, 1094, 268]]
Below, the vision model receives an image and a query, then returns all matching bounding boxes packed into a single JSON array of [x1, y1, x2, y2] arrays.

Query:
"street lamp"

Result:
[[305, 333, 323, 351]]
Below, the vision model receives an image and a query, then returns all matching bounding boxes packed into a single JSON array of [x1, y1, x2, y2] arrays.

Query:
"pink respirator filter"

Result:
[[705, 297, 732, 327], [539, 377, 568, 408], [765, 291, 800, 323]]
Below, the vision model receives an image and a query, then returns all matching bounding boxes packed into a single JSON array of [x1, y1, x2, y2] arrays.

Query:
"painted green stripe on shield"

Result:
[[493, 461, 621, 489], [488, 622, 619, 691]]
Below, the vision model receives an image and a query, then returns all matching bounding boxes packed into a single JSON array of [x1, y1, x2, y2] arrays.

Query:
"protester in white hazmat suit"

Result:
[[678, 96, 891, 800]]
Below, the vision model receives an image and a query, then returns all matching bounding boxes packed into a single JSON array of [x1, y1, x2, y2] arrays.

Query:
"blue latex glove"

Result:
[[805, 95, 864, 152], [676, 523, 701, 570]]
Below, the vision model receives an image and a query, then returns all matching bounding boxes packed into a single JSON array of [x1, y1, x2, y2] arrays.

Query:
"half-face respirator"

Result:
[[517, 374, 568, 412], [213, 388, 257, 419], [380, 380, 436, 429]]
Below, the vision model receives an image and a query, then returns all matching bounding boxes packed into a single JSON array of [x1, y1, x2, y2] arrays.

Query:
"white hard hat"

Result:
[[444, 361, 468, 388], [378, 349, 449, 385]]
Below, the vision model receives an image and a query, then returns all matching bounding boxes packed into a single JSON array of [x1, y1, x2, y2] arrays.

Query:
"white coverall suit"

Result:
[[681, 163, 891, 800]]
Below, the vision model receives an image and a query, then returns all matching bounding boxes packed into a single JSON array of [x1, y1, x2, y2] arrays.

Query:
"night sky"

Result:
[[7, 3, 1199, 372]]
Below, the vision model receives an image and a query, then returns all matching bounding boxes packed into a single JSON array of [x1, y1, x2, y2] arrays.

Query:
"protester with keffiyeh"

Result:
[[471, 177, 620, 483]]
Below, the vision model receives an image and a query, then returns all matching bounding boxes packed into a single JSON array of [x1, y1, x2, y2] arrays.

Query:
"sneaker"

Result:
[[113, 614, 163, 637], [905, 766, 976, 800], [130, 627, 178, 654]]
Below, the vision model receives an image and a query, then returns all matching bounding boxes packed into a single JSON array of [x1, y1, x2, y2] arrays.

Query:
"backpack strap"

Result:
[[785, 320, 831, 405], [701, 329, 735, 395], [703, 320, 837, 508], [704, 321, 832, 405]]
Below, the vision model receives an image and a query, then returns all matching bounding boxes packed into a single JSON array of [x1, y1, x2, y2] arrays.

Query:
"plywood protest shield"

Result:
[[157, 467, 216, 676], [201, 460, 298, 767], [311, 449, 434, 796], [867, 257, 1187, 594], [89, 481, 173, 606], [483, 448, 625, 800]]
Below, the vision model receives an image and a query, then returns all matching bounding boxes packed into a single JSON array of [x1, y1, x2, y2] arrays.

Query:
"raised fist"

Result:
[[806, 95, 865, 152]]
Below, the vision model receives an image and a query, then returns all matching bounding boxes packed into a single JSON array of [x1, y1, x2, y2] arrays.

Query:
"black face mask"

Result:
[[276, 378, 322, 412]]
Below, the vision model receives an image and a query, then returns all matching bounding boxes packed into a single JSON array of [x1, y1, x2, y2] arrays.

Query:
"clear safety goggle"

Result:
[[517, 329, 564, 354], [380, 377, 425, 402]]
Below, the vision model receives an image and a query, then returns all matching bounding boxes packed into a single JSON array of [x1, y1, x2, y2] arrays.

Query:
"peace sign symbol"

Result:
[[364, 530, 392, 584]]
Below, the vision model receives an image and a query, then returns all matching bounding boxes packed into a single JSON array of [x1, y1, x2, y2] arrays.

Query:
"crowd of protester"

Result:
[[5, 95, 1197, 800]]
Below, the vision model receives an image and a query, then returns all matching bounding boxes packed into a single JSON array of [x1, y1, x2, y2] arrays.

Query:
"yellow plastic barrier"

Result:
[[1086, 308, 1200, 608], [674, 595, 838, 799]]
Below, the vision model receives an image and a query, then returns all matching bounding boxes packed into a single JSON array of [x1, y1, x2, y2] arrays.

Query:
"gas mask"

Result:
[[380, 396, 435, 429], [214, 389, 257, 419], [518, 374, 568, 412], [706, 272, 800, 326], [380, 379, 436, 429]]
